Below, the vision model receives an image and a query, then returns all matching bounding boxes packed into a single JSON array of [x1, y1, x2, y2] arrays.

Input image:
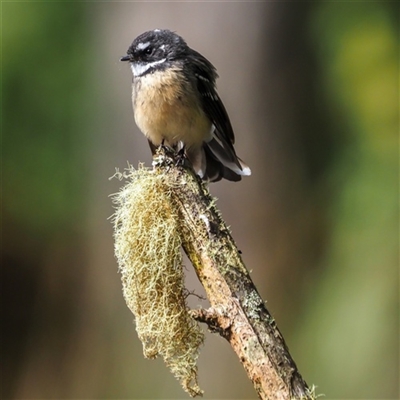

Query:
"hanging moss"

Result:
[[112, 164, 204, 397]]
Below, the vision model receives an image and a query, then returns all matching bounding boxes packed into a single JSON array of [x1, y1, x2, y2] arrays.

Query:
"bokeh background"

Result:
[[2, 2, 398, 399]]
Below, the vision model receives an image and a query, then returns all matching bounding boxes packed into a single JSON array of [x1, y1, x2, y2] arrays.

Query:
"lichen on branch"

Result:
[[111, 151, 315, 400], [111, 164, 204, 397]]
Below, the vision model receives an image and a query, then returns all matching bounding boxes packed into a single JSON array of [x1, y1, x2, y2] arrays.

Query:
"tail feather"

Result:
[[148, 139, 251, 183], [203, 145, 241, 182], [203, 138, 251, 181]]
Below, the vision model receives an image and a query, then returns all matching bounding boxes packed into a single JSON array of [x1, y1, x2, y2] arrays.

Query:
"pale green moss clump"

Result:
[[112, 164, 204, 397]]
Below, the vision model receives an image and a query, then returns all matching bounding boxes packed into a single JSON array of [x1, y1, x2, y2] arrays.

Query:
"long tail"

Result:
[[202, 138, 251, 182], [148, 139, 251, 183]]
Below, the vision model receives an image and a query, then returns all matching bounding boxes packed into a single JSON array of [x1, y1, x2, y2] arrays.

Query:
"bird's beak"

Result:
[[120, 55, 130, 62]]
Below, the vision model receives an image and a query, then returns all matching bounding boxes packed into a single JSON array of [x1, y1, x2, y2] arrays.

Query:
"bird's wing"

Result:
[[187, 50, 242, 171]]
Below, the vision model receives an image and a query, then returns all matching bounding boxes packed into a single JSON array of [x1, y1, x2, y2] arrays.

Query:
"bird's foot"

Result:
[[175, 147, 187, 167], [157, 140, 175, 158]]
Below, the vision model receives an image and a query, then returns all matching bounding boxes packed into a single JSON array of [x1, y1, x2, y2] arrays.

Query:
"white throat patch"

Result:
[[130, 58, 166, 77]]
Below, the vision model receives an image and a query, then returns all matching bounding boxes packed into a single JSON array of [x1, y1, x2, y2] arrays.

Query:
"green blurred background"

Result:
[[2, 2, 398, 399]]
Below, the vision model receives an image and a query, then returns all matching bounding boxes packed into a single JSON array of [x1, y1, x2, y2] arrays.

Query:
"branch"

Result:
[[162, 154, 313, 400], [112, 149, 316, 399]]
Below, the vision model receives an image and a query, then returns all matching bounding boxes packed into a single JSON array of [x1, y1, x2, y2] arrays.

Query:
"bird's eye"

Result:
[[144, 47, 153, 55]]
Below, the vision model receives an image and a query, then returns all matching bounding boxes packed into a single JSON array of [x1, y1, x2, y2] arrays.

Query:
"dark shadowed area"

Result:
[[2, 2, 398, 399]]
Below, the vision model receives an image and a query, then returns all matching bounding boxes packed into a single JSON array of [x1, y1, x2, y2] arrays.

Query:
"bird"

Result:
[[120, 29, 251, 182]]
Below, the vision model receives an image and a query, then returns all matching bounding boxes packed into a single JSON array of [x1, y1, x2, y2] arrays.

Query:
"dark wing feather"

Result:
[[187, 50, 242, 170]]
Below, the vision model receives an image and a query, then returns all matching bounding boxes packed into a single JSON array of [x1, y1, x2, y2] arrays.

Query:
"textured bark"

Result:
[[156, 153, 313, 400]]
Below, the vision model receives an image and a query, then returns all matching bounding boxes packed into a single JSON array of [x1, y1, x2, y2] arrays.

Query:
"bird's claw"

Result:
[[175, 147, 187, 167]]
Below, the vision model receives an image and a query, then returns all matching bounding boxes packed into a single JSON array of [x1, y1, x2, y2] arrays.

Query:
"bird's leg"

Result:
[[157, 138, 176, 159], [175, 143, 187, 167], [156, 139, 186, 166], [160, 138, 168, 151]]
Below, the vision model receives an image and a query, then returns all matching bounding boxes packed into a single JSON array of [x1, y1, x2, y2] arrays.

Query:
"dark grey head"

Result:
[[120, 29, 190, 77]]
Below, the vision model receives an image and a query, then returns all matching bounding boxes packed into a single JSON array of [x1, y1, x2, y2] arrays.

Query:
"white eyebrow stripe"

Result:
[[137, 41, 150, 50], [130, 58, 167, 77]]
